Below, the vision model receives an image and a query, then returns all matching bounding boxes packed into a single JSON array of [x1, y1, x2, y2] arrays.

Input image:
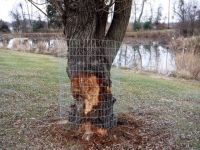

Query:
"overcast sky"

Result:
[[0, 0, 192, 23], [0, 0, 47, 22]]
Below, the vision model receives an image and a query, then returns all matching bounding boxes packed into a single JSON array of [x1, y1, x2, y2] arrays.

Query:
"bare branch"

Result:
[[27, 0, 48, 16]]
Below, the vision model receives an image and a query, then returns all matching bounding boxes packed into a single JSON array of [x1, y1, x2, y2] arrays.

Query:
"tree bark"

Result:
[[106, 0, 132, 65]]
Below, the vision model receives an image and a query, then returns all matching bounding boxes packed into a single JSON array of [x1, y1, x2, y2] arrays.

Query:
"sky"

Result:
[[131, 0, 173, 22], [0, 0, 47, 22], [0, 0, 189, 23]]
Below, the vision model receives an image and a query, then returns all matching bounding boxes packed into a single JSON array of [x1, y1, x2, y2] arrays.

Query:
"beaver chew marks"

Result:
[[71, 73, 100, 115]]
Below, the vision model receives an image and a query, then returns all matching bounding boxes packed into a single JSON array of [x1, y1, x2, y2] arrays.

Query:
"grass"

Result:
[[0, 49, 200, 149]]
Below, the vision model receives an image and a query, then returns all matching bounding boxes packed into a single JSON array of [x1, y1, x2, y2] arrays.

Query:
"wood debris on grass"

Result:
[[23, 108, 176, 150]]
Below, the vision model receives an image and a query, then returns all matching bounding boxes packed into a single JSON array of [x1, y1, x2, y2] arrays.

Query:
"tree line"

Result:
[[0, 0, 62, 33]]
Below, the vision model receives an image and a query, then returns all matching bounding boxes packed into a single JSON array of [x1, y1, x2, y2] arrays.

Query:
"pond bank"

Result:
[[1, 30, 174, 47], [123, 30, 174, 46]]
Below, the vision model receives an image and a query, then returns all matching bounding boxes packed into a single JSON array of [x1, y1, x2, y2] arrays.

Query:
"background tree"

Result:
[[32, 16, 46, 32], [143, 20, 152, 30], [19, 3, 31, 32], [174, 0, 200, 36], [133, 21, 142, 31], [10, 3, 30, 33], [10, 9, 21, 32], [25, 0, 33, 31], [155, 6, 162, 24], [154, 6, 163, 29], [138, 0, 147, 23], [133, 0, 149, 31], [0, 20, 10, 33], [133, 0, 137, 22]]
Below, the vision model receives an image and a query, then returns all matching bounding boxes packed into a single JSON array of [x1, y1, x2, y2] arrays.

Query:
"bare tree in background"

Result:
[[149, 1, 153, 22], [19, 3, 28, 32], [187, 3, 198, 35], [174, 0, 200, 36], [135, 0, 153, 22], [25, 0, 33, 31], [138, 0, 147, 23], [10, 9, 22, 32], [10, 3, 30, 32], [174, 0, 185, 21], [133, 0, 138, 22], [168, 0, 171, 29], [132, 0, 151, 31], [154, 6, 163, 29]]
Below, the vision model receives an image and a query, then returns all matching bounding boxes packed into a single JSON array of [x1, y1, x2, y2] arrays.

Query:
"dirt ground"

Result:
[[22, 108, 177, 150]]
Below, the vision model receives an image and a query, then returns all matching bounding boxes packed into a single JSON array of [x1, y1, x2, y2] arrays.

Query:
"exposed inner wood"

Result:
[[71, 72, 112, 139], [71, 73, 101, 115]]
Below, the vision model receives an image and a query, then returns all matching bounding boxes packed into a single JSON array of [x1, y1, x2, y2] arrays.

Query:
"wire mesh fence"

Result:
[[57, 39, 124, 131]]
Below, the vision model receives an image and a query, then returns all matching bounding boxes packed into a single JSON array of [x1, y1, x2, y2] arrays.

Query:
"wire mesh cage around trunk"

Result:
[[58, 39, 123, 131]]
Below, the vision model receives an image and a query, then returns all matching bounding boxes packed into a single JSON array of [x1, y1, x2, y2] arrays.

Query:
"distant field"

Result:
[[0, 49, 200, 149]]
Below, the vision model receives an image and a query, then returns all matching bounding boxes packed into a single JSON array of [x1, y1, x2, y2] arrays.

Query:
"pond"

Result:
[[3, 37, 176, 75], [113, 44, 176, 75]]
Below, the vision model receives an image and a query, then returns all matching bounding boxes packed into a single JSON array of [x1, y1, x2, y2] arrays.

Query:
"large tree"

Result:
[[29, 0, 132, 140]]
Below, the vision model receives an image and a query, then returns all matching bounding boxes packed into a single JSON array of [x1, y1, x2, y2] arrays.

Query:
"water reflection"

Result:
[[113, 44, 176, 74]]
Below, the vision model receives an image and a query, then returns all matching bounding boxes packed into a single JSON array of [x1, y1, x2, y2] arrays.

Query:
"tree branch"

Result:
[[138, 0, 146, 22], [106, 0, 132, 42], [105, 0, 132, 66], [27, 0, 48, 16]]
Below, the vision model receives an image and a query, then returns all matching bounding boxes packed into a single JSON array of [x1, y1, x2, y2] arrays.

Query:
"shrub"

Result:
[[133, 21, 142, 31], [10, 38, 31, 51], [32, 18, 46, 32], [35, 41, 48, 53], [143, 21, 152, 30], [170, 36, 200, 55], [0, 20, 10, 33], [48, 40, 67, 56]]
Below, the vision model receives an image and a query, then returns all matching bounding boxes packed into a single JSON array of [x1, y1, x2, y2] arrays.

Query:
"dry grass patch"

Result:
[[170, 36, 200, 80], [175, 53, 200, 80]]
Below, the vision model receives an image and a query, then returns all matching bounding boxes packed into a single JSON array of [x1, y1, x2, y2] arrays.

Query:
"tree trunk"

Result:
[[138, 0, 146, 23], [60, 0, 132, 139]]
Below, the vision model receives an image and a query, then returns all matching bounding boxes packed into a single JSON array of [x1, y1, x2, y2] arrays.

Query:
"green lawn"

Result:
[[0, 49, 200, 149]]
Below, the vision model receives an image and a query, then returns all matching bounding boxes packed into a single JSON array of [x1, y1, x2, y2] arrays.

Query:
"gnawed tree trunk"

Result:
[[52, 0, 132, 140]]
